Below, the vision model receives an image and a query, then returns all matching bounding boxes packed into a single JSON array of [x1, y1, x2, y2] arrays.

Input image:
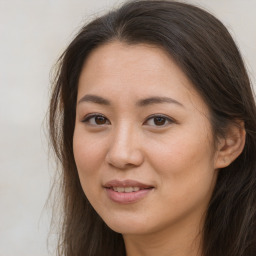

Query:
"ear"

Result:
[[214, 121, 246, 169]]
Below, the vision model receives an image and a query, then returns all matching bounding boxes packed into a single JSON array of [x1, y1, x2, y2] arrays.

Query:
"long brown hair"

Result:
[[49, 1, 256, 255]]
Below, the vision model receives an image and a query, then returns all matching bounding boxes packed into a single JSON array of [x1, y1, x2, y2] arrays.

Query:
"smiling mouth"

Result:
[[110, 186, 152, 193], [103, 179, 154, 203], [103, 179, 154, 192]]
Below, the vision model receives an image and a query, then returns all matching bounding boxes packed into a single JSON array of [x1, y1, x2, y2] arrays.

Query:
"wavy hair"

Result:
[[49, 1, 256, 255]]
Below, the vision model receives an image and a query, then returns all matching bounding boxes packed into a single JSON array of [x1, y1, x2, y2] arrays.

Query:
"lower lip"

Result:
[[105, 188, 153, 204]]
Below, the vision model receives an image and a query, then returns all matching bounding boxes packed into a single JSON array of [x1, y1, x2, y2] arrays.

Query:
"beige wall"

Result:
[[0, 1, 255, 255]]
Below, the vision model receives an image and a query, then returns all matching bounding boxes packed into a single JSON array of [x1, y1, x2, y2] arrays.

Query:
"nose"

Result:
[[106, 125, 144, 169]]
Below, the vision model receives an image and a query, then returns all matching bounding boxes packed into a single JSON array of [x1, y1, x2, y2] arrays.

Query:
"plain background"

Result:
[[0, 0, 255, 255]]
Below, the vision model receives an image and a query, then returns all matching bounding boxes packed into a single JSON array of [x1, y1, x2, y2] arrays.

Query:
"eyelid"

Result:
[[81, 113, 111, 125], [143, 114, 176, 126]]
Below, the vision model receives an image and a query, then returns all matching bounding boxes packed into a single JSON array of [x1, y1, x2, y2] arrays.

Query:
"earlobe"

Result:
[[214, 121, 246, 169]]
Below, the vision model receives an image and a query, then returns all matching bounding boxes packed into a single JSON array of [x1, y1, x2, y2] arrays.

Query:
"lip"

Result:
[[104, 179, 153, 189], [103, 179, 154, 204]]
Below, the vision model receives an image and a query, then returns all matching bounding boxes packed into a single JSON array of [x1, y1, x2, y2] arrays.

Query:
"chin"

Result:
[[103, 214, 151, 235]]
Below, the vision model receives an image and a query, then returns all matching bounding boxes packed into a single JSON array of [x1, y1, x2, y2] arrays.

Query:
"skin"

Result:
[[73, 41, 227, 256]]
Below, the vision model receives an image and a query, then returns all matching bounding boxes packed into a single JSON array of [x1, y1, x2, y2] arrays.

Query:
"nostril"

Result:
[[106, 150, 144, 169], [105, 130, 144, 168]]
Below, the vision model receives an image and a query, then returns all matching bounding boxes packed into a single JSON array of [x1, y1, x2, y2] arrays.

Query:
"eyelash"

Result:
[[82, 113, 110, 125], [144, 114, 175, 127], [82, 113, 175, 127]]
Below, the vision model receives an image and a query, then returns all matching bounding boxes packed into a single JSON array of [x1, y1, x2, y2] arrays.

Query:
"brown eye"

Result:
[[82, 114, 110, 125], [144, 114, 174, 127], [95, 116, 107, 125], [153, 117, 166, 126]]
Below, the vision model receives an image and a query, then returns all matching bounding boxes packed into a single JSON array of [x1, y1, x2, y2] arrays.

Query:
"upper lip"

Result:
[[103, 179, 154, 189]]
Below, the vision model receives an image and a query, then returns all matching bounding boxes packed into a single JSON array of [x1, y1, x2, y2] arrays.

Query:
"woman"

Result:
[[49, 1, 256, 255]]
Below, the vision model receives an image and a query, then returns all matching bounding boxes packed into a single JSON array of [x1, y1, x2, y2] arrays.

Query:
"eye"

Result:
[[144, 115, 174, 127], [82, 114, 110, 126]]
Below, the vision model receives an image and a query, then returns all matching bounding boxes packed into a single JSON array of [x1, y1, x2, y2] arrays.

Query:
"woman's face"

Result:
[[73, 41, 219, 237]]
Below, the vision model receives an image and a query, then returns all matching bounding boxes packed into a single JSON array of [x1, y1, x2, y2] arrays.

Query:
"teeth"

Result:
[[124, 187, 133, 193], [117, 187, 124, 193], [113, 187, 140, 193]]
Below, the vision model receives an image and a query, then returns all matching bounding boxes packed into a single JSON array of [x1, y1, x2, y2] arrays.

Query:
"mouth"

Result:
[[103, 179, 154, 204], [111, 186, 144, 193], [104, 179, 154, 191]]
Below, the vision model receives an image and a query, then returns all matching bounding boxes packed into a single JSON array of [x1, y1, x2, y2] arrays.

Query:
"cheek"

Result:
[[73, 128, 107, 186], [73, 129, 109, 210], [147, 132, 213, 171], [146, 125, 216, 196], [74, 125, 105, 164], [145, 136, 217, 226]]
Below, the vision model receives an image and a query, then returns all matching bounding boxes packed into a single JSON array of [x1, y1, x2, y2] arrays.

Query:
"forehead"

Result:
[[80, 41, 185, 85], [77, 41, 207, 113]]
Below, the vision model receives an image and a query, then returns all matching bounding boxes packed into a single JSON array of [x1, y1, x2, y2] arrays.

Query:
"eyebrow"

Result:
[[136, 96, 184, 107], [78, 94, 183, 107], [78, 94, 110, 105]]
